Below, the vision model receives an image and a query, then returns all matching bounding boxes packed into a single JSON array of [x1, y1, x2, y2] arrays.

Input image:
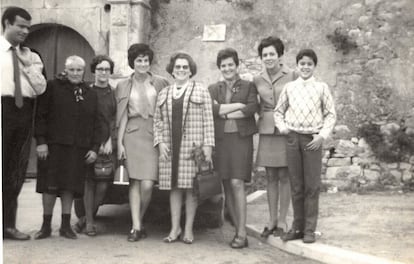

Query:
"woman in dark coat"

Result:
[[34, 55, 100, 239], [74, 55, 117, 236], [208, 48, 259, 248]]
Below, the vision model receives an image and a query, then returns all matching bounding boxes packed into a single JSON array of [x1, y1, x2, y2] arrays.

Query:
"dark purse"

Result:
[[113, 158, 129, 185], [194, 161, 222, 201], [93, 154, 114, 181]]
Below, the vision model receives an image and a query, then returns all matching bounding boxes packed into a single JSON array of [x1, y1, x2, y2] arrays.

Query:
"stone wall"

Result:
[[149, 0, 414, 190], [3, 0, 414, 189], [323, 125, 414, 192], [150, 0, 414, 132]]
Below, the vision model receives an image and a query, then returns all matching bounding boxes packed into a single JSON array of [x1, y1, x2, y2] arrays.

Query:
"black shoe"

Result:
[[273, 227, 285, 237], [303, 232, 316, 243], [34, 227, 52, 240], [230, 236, 248, 249], [3, 228, 30, 240], [127, 229, 141, 242], [260, 226, 277, 238], [281, 229, 304, 242], [59, 227, 77, 239]]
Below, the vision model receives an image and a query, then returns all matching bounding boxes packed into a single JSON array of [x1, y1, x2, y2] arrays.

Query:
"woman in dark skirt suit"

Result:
[[116, 44, 169, 242], [208, 48, 259, 248], [34, 55, 100, 239]]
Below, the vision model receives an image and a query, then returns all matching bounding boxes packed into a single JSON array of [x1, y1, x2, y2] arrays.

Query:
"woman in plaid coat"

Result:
[[154, 52, 214, 244]]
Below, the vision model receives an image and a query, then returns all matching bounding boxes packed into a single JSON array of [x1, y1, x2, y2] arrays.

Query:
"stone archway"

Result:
[[24, 23, 96, 82]]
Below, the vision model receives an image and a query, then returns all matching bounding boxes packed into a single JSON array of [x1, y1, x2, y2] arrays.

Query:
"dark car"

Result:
[[74, 183, 224, 228]]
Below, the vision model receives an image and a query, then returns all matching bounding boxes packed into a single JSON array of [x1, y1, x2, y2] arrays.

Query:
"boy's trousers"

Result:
[[286, 131, 322, 233]]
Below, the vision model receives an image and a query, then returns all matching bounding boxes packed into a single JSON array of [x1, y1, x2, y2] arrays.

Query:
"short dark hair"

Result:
[[257, 36, 284, 58], [166, 52, 197, 78], [90, 55, 115, 74], [127, 43, 154, 69], [2, 6, 31, 29], [216, 48, 239, 68], [296, 49, 318, 66]]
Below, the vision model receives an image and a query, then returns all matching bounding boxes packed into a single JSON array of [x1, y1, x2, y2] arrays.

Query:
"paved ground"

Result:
[[3, 179, 320, 264], [247, 191, 414, 264]]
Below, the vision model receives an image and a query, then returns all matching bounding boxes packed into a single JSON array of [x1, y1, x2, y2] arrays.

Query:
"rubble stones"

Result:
[[364, 169, 380, 182], [327, 157, 352, 167]]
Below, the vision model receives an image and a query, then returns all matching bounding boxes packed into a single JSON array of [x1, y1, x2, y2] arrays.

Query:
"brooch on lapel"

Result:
[[74, 87, 84, 102], [231, 85, 241, 94]]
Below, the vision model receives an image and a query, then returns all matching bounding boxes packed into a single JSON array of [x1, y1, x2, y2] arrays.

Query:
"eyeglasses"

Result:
[[96, 68, 111, 72], [174, 65, 189, 70]]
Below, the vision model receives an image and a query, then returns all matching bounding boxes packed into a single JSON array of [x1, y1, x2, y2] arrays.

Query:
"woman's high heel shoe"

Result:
[[260, 226, 277, 238], [163, 230, 182, 243]]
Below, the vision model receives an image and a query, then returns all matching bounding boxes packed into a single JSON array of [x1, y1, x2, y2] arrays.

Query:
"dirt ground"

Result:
[[3, 179, 320, 264], [247, 191, 414, 264]]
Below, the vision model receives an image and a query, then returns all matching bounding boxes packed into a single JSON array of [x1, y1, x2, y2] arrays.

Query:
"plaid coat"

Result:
[[154, 81, 215, 190]]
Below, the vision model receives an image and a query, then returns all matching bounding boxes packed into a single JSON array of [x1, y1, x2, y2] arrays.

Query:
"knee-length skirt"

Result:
[[214, 133, 253, 182], [256, 133, 288, 168], [123, 116, 158, 181]]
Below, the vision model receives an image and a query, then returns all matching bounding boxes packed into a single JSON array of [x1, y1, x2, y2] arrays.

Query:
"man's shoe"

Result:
[[303, 232, 316, 243], [59, 227, 77, 239], [3, 228, 30, 240], [281, 229, 304, 242], [34, 227, 52, 240]]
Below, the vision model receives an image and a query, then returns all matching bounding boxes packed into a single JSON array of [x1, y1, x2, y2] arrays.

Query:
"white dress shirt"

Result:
[[0, 35, 46, 97]]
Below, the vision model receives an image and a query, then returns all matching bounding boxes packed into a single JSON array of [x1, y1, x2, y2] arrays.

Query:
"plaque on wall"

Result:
[[202, 24, 226, 42]]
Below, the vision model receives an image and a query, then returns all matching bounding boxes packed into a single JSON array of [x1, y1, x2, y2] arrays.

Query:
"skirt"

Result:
[[214, 133, 253, 182], [256, 133, 288, 168], [36, 144, 89, 198], [123, 116, 158, 181]]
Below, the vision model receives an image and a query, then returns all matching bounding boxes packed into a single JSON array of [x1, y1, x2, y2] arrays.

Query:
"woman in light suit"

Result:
[[117, 43, 169, 242], [254, 36, 297, 238], [154, 52, 214, 244]]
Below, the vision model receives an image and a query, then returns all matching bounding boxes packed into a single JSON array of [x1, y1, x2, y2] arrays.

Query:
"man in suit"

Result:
[[1, 6, 47, 240]]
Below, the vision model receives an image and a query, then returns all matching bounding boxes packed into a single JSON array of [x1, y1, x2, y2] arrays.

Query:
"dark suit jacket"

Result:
[[208, 78, 259, 139], [35, 77, 101, 152]]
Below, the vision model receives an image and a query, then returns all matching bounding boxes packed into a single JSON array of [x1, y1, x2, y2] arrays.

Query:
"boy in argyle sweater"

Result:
[[274, 49, 336, 243]]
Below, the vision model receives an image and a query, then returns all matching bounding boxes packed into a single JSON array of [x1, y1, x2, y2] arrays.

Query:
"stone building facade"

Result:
[[2, 0, 414, 189]]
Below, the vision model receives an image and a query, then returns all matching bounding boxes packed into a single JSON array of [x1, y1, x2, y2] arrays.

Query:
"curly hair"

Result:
[[216, 48, 239, 68], [165, 52, 197, 78], [90, 55, 115, 74], [128, 43, 154, 69], [257, 36, 285, 58]]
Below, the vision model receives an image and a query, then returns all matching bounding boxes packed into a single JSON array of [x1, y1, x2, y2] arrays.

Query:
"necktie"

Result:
[[11, 47, 23, 108]]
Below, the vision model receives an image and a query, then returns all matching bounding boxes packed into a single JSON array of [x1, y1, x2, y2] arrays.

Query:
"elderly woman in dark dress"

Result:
[[208, 48, 258, 248], [117, 44, 169, 242], [34, 55, 100, 239], [73, 55, 117, 236], [154, 52, 214, 244]]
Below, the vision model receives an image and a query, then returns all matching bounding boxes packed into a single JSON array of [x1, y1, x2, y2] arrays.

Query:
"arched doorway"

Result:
[[24, 24, 96, 176], [24, 23, 95, 82]]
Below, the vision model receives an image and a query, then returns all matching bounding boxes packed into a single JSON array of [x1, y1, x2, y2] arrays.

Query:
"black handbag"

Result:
[[113, 158, 129, 185], [93, 154, 114, 181], [194, 161, 222, 201]]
